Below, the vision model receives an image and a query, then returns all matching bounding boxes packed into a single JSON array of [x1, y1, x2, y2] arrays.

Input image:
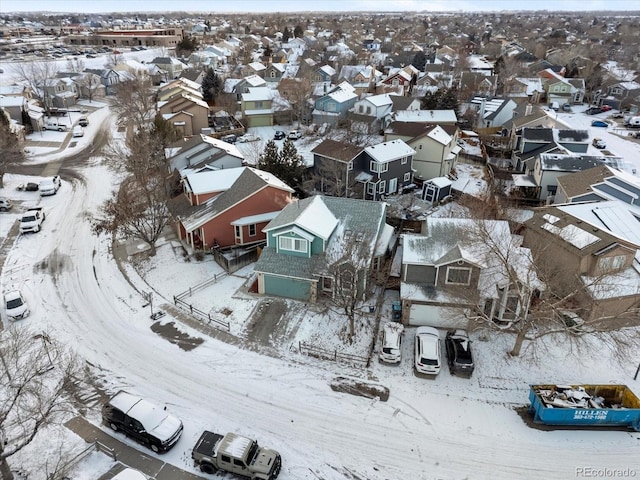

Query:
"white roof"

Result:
[[428, 176, 453, 188], [365, 93, 393, 107], [291, 196, 338, 241], [365, 139, 416, 163], [394, 109, 457, 123], [541, 221, 601, 249], [231, 211, 281, 226], [426, 125, 452, 146], [242, 87, 272, 102], [328, 87, 357, 103], [185, 167, 245, 195], [249, 62, 266, 71]]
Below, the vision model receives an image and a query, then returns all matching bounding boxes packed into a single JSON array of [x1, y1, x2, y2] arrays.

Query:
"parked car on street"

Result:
[[78, 117, 89, 127], [600, 105, 612, 112], [72, 126, 84, 137], [220, 134, 237, 144], [237, 133, 260, 143], [0, 197, 12, 211], [379, 322, 404, 365], [591, 120, 608, 128], [414, 326, 441, 376], [586, 107, 603, 115], [273, 130, 286, 140], [39, 175, 61, 196], [4, 289, 29, 321], [445, 330, 474, 377], [17, 182, 39, 192], [102, 390, 183, 453], [592, 138, 606, 149]]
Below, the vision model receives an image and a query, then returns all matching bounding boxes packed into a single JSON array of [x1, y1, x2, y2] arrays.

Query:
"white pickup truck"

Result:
[[20, 207, 46, 233]]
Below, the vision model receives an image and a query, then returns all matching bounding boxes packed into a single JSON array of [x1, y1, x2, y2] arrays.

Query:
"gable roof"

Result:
[[364, 139, 416, 163], [311, 139, 362, 162], [181, 167, 294, 232], [264, 195, 338, 241]]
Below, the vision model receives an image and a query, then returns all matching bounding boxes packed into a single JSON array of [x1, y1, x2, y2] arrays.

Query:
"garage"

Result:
[[408, 303, 469, 329]]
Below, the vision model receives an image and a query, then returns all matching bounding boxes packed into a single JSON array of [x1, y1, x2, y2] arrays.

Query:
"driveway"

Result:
[[65, 417, 203, 480]]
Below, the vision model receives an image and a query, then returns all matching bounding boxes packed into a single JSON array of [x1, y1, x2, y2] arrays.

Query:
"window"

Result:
[[233, 459, 245, 467], [359, 105, 364, 113], [446, 267, 471, 285], [370, 161, 388, 173], [598, 254, 627, 273], [321, 276, 333, 292], [221, 456, 231, 464], [367, 182, 375, 194], [235, 225, 241, 237], [254, 100, 264, 108], [401, 156, 408, 164], [347, 161, 353, 171], [249, 224, 256, 237], [327, 102, 336, 112], [404, 172, 411, 182], [270, 70, 276, 78], [366, 106, 371, 114], [279, 236, 307, 253], [378, 180, 386, 193]]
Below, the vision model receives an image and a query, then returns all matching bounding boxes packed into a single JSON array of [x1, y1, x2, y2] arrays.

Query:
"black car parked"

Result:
[[445, 330, 474, 377], [273, 130, 286, 140], [586, 107, 603, 115], [102, 391, 183, 453]]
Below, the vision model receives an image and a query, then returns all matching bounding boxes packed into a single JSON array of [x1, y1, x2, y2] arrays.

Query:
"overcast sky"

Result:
[[0, 0, 633, 13]]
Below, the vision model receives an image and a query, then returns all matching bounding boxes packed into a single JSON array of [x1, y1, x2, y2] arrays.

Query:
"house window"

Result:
[[321, 276, 333, 292], [359, 105, 364, 113], [378, 180, 386, 193], [370, 161, 388, 173], [270, 70, 276, 78], [234, 225, 241, 237], [401, 156, 408, 164], [445, 266, 471, 285], [366, 106, 371, 114], [347, 161, 353, 171], [254, 100, 264, 108], [404, 172, 411, 182], [367, 182, 375, 194], [327, 102, 336, 112], [249, 224, 256, 237], [597, 254, 627, 273], [279, 236, 307, 253]]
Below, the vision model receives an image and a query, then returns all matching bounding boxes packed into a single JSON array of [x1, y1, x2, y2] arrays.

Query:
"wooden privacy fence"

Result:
[[173, 273, 231, 331], [213, 245, 261, 273], [297, 341, 368, 366]]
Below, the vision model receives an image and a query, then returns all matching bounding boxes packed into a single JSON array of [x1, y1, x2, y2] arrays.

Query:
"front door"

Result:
[[388, 177, 398, 194]]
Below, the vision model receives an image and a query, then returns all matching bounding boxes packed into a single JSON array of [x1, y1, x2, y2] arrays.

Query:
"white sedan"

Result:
[[4, 289, 29, 321], [237, 133, 260, 143]]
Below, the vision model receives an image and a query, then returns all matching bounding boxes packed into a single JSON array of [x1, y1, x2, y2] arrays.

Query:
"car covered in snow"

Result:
[[102, 390, 183, 453], [287, 129, 303, 140], [414, 326, 441, 376], [379, 322, 404, 364], [237, 133, 260, 143], [445, 329, 474, 377], [592, 138, 606, 149], [4, 289, 29, 321]]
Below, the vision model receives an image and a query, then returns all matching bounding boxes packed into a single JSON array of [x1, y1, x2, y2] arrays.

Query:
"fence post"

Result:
[[189, 304, 193, 314]]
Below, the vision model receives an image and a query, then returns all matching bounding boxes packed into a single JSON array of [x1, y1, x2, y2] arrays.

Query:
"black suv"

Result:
[[445, 330, 474, 377], [273, 130, 286, 140], [102, 391, 183, 453]]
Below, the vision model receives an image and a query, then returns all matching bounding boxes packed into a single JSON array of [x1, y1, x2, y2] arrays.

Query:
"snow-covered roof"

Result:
[[394, 109, 457, 123], [365, 139, 416, 163], [242, 87, 272, 102], [267, 195, 338, 241], [184, 167, 245, 195], [230, 211, 281, 226], [426, 125, 452, 146]]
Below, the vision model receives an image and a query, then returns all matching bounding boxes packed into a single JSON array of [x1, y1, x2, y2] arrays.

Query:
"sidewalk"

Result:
[[65, 417, 203, 480]]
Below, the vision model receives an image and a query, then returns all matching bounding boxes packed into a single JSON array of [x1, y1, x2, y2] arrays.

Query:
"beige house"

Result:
[[240, 87, 273, 128], [523, 205, 640, 325], [159, 94, 209, 136]]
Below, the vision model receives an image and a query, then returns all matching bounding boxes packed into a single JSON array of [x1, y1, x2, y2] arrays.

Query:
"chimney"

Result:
[[525, 103, 532, 116]]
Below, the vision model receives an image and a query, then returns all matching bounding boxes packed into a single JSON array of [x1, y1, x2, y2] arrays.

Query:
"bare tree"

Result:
[[75, 73, 103, 103], [109, 73, 156, 130], [323, 230, 374, 343], [65, 57, 85, 74], [0, 328, 80, 480], [0, 110, 25, 189], [12, 59, 58, 114], [277, 77, 314, 127], [104, 50, 124, 68], [94, 127, 174, 256]]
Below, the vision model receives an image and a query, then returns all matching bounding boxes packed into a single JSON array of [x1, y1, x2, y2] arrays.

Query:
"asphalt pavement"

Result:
[[65, 417, 203, 480]]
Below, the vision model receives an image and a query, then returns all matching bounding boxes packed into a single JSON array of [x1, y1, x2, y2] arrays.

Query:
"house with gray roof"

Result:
[[173, 166, 294, 251], [511, 127, 590, 172], [165, 134, 244, 174], [254, 196, 393, 302], [555, 165, 640, 208], [400, 217, 542, 327], [513, 152, 623, 201]]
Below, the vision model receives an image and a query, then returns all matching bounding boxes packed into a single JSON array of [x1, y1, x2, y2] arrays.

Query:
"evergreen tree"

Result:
[[293, 25, 304, 38], [421, 87, 459, 115], [282, 26, 291, 43], [176, 36, 198, 57], [258, 139, 305, 191], [411, 51, 427, 71], [201, 67, 223, 104]]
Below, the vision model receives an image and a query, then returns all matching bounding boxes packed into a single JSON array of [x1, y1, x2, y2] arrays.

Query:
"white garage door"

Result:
[[409, 304, 469, 329]]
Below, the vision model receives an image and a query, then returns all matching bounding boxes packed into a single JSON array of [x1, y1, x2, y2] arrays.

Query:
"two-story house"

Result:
[[312, 82, 358, 126], [310, 139, 364, 197], [555, 165, 640, 206], [165, 134, 244, 174], [158, 93, 210, 137], [254, 195, 393, 302], [384, 122, 459, 182], [522, 205, 640, 325], [349, 93, 394, 133], [379, 65, 419, 95], [468, 97, 518, 129], [240, 87, 273, 127], [358, 140, 416, 200], [401, 217, 542, 327], [175, 167, 294, 250], [511, 127, 590, 172], [599, 81, 640, 111], [150, 56, 186, 81]]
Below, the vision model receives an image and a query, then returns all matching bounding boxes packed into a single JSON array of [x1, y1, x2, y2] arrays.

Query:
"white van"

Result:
[[625, 116, 640, 127]]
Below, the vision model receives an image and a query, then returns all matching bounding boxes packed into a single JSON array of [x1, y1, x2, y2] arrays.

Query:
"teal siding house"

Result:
[[254, 196, 393, 302]]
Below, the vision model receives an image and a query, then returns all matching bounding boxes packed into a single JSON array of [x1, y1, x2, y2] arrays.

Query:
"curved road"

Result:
[[4, 113, 639, 479]]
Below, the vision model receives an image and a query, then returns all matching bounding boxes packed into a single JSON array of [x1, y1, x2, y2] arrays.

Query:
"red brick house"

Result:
[[175, 167, 294, 250]]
